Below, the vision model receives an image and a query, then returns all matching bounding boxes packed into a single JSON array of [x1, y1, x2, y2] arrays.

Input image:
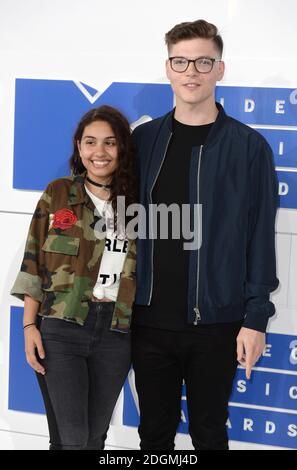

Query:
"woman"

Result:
[[11, 105, 137, 450]]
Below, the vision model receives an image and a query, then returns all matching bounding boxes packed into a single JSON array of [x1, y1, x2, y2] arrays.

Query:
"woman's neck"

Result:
[[85, 179, 110, 201]]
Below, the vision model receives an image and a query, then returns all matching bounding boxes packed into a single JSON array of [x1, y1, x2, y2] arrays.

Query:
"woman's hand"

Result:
[[24, 325, 46, 375]]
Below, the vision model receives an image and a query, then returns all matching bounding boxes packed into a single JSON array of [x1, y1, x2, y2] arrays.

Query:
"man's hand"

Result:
[[236, 327, 265, 380]]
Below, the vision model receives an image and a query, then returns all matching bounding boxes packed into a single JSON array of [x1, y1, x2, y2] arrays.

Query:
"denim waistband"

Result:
[[88, 301, 115, 314]]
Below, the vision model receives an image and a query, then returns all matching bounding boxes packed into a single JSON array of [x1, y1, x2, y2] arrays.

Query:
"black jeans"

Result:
[[36, 301, 131, 450], [131, 321, 242, 450]]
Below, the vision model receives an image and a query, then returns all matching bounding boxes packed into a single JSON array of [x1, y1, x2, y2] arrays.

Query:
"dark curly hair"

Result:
[[69, 105, 137, 229]]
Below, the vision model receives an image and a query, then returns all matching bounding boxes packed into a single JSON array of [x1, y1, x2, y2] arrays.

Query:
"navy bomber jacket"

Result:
[[133, 103, 279, 333]]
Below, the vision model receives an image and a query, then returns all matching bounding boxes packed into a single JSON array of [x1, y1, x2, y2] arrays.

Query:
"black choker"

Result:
[[86, 176, 112, 190]]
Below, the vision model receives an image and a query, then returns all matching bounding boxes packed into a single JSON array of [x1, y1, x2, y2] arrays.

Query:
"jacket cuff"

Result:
[[242, 311, 269, 333], [10, 271, 43, 303], [111, 301, 132, 333]]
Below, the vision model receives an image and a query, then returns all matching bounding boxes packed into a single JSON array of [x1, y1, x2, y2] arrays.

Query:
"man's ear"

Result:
[[217, 60, 225, 81], [165, 59, 171, 80]]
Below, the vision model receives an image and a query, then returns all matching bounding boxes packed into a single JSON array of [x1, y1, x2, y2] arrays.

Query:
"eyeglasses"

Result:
[[169, 56, 221, 74]]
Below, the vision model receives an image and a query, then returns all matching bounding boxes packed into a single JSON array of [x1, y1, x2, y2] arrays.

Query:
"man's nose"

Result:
[[186, 61, 199, 75]]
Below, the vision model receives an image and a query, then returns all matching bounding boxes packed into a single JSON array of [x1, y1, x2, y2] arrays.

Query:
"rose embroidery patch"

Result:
[[50, 208, 78, 230]]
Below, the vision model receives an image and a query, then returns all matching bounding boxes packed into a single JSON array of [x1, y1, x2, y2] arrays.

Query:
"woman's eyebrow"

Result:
[[82, 135, 116, 139]]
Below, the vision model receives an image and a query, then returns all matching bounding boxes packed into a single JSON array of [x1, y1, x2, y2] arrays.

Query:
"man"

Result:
[[131, 19, 279, 450]]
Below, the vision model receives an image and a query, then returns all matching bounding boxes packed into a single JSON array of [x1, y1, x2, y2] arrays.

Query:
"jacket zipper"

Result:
[[193, 145, 203, 325], [148, 132, 173, 305]]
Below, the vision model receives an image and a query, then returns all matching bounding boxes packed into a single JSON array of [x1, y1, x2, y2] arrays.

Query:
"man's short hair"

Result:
[[165, 19, 223, 58]]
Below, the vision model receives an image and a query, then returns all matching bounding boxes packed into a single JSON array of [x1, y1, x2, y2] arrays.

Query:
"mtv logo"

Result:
[[13, 79, 173, 191], [13, 80, 294, 208]]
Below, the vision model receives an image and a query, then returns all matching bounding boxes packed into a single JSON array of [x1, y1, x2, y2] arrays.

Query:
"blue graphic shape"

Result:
[[9, 306, 45, 413], [122, 380, 139, 427], [216, 86, 297, 126], [228, 406, 297, 449], [215, 87, 297, 210], [257, 129, 297, 168], [257, 332, 297, 371], [230, 368, 297, 410], [277, 170, 297, 209], [13, 79, 173, 191], [13, 81, 297, 209], [80, 83, 99, 98]]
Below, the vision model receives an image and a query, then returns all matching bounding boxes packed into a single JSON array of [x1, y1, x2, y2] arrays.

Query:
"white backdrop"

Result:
[[0, 0, 296, 450]]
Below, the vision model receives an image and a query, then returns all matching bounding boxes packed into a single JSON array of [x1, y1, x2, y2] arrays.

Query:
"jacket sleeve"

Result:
[[243, 137, 279, 332], [10, 184, 52, 303]]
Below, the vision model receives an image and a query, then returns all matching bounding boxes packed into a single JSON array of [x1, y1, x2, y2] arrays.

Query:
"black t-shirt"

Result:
[[132, 118, 213, 331]]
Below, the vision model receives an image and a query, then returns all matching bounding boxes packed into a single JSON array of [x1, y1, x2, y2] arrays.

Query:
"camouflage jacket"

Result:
[[11, 174, 136, 332]]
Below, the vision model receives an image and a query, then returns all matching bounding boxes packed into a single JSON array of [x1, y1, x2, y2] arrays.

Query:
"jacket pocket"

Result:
[[42, 235, 80, 255], [41, 235, 80, 291]]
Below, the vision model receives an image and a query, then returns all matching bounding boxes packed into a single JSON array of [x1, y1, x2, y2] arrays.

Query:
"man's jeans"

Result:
[[132, 321, 242, 450], [36, 301, 131, 450]]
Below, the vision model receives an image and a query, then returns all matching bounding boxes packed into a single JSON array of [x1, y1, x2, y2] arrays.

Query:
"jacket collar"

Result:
[[164, 102, 228, 148], [68, 171, 95, 211]]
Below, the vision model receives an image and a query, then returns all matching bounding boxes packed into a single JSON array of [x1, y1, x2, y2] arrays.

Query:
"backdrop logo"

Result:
[[13, 79, 173, 191], [13, 81, 297, 209], [216, 86, 297, 210]]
